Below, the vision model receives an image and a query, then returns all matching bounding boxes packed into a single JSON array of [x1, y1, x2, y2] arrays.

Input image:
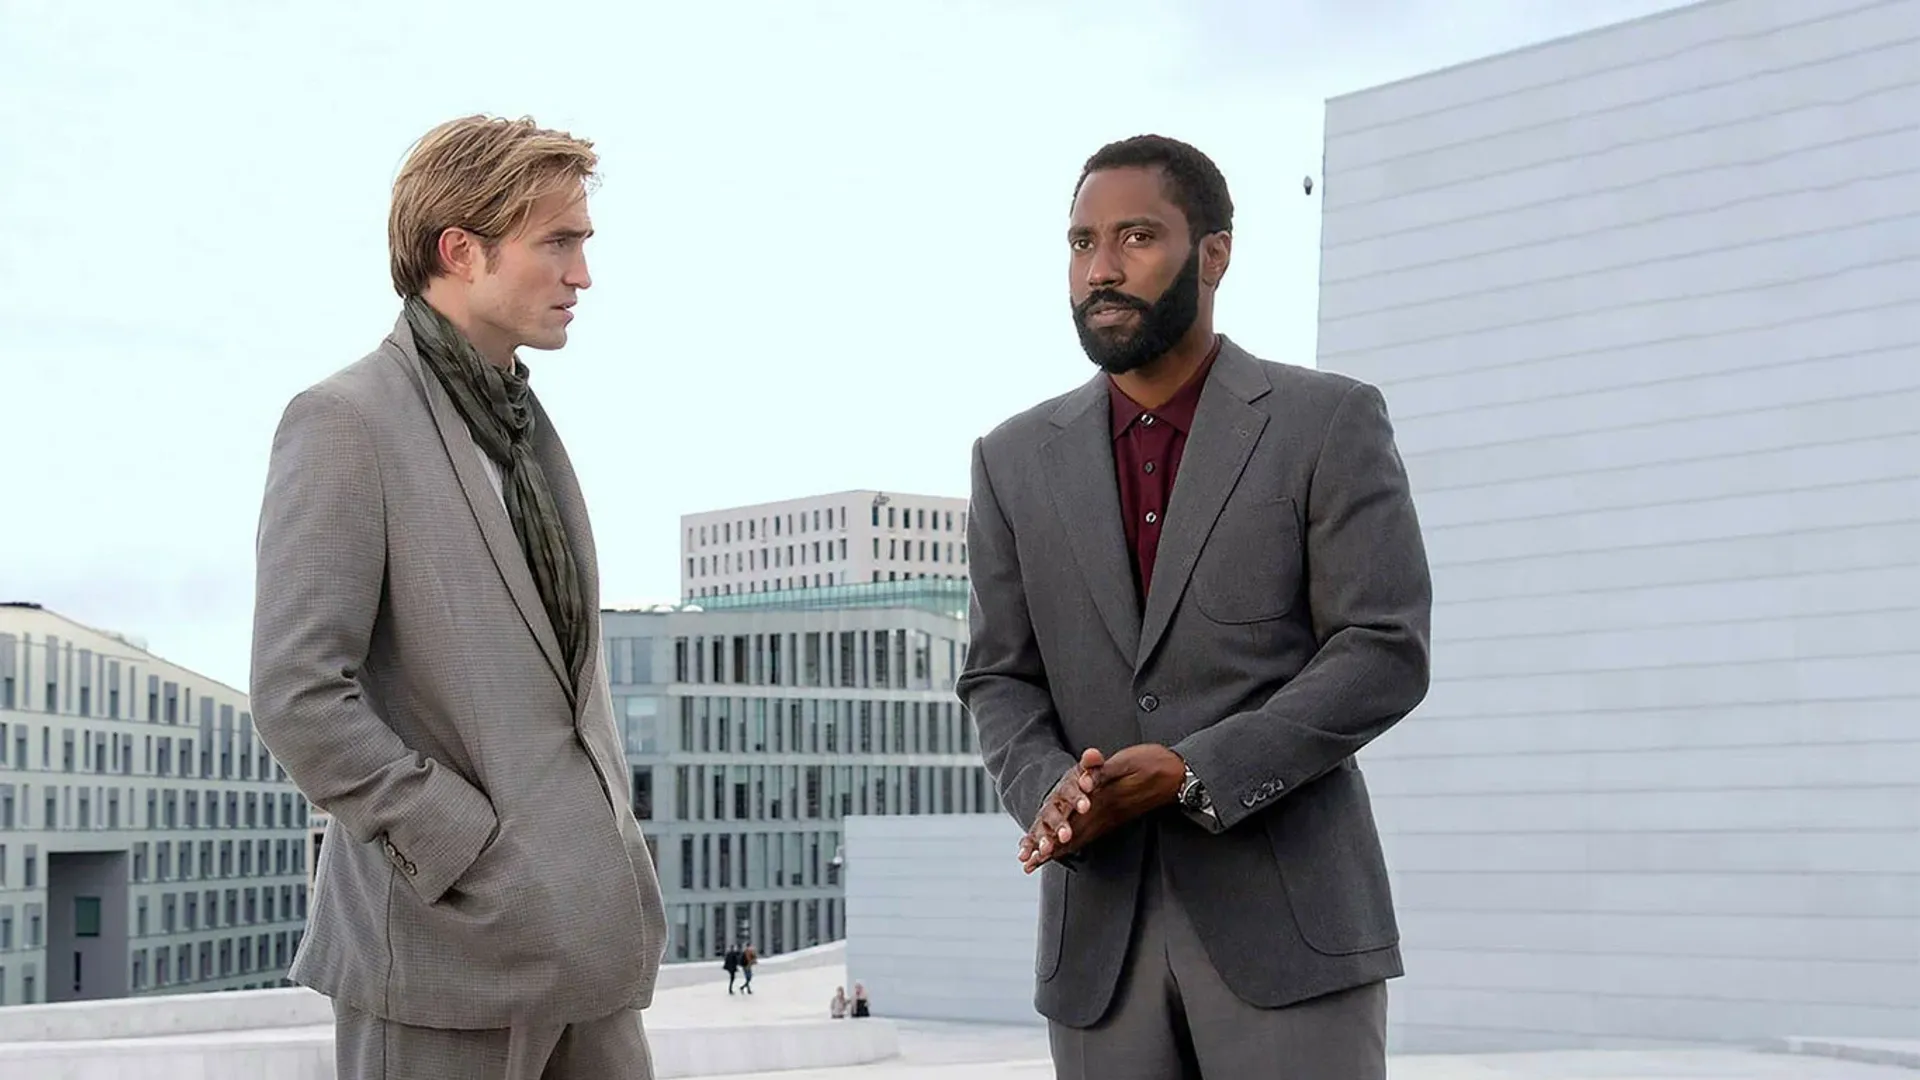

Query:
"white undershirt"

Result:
[[469, 428, 507, 509]]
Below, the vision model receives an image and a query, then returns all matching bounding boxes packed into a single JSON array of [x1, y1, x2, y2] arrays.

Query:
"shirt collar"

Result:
[[1108, 335, 1222, 440]]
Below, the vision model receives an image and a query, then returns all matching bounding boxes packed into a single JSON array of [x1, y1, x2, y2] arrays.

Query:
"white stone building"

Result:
[[680, 490, 970, 600], [0, 603, 312, 1005]]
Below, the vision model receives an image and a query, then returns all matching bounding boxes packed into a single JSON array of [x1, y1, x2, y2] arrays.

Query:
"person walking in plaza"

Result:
[[958, 134, 1433, 1079], [740, 944, 757, 994], [249, 114, 667, 1079], [724, 944, 743, 994]]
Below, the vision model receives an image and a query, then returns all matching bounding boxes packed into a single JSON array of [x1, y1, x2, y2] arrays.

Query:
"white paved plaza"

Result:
[[5, 944, 1915, 1079], [683, 961, 1920, 1080]]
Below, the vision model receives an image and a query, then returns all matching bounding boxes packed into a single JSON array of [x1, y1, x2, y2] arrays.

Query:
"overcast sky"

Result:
[[3, 0, 1688, 687]]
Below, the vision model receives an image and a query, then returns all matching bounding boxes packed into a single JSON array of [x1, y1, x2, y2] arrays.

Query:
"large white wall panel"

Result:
[[1318, 0, 1920, 1053], [841, 815, 1044, 1027]]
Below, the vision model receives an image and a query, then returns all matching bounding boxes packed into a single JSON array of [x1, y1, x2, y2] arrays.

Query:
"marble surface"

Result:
[[4, 946, 1915, 1080], [703, 1039, 1920, 1080], [1777, 1038, 1920, 1070], [0, 944, 896, 1079]]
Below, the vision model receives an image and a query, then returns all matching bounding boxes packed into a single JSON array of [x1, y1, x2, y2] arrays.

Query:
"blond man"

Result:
[[250, 115, 667, 1079]]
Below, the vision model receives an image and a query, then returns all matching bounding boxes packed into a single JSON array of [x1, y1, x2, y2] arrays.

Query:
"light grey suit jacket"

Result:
[[958, 338, 1432, 1028], [249, 314, 668, 1030]]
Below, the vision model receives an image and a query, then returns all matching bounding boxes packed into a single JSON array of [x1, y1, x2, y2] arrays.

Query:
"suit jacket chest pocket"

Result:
[[1190, 495, 1303, 624]]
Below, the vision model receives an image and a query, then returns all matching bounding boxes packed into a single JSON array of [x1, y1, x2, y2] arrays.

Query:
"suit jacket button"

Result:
[[1138, 694, 1159, 712], [404, 861, 418, 876]]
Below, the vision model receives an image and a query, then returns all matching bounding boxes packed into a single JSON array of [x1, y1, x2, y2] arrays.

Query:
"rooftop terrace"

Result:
[[656, 578, 969, 617], [2, 941, 1915, 1079]]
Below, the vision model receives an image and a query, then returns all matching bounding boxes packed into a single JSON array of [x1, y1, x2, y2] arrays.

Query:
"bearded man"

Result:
[[958, 134, 1433, 1080]]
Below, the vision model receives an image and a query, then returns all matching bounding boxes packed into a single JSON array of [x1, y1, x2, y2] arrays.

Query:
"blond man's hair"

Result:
[[388, 115, 599, 297]]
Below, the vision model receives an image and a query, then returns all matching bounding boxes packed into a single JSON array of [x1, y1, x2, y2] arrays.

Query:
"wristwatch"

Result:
[[1177, 764, 1214, 816]]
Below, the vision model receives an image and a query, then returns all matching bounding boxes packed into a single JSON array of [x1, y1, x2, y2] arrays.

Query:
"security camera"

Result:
[[1303, 175, 1315, 195]]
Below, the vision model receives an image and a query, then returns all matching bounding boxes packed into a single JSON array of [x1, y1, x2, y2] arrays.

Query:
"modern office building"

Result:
[[602, 578, 998, 962], [1317, 0, 1920, 1052], [305, 808, 328, 893], [680, 490, 970, 599], [0, 603, 312, 1007]]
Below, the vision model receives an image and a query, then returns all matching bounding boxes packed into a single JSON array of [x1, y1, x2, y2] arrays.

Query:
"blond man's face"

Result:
[[466, 187, 594, 355]]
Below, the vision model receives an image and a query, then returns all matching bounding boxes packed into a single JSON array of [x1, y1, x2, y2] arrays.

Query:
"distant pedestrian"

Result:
[[851, 982, 871, 1018], [830, 987, 848, 1019], [723, 945, 743, 995], [740, 944, 757, 994]]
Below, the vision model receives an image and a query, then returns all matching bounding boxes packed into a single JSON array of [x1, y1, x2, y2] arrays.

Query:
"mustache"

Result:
[[1074, 289, 1151, 319]]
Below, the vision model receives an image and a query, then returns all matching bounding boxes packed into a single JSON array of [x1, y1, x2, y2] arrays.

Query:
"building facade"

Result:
[[1317, 0, 1920, 1051], [602, 579, 999, 962], [0, 603, 311, 1007], [680, 490, 970, 599], [306, 808, 328, 894]]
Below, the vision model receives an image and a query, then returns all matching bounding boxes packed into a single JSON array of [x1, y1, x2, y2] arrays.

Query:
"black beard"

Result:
[[1072, 246, 1202, 375]]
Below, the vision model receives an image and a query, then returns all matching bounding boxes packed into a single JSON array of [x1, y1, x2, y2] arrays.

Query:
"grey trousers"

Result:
[[332, 1001, 653, 1080], [1049, 849, 1388, 1080]]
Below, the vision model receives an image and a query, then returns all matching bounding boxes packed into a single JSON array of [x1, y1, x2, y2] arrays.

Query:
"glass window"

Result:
[[74, 896, 101, 937]]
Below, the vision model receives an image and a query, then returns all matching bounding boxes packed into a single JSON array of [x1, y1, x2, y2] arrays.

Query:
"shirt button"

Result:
[[1139, 693, 1159, 712], [1142, 415, 1156, 426], [1145, 511, 1158, 524], [1143, 462, 1156, 474]]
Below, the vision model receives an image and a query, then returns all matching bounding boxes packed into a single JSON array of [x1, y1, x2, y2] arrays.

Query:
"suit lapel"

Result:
[[1040, 377, 1142, 664], [388, 317, 572, 695], [527, 394, 601, 719], [1136, 339, 1271, 668]]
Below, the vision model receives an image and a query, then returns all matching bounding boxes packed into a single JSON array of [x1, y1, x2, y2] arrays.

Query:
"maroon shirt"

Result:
[[1108, 338, 1221, 599]]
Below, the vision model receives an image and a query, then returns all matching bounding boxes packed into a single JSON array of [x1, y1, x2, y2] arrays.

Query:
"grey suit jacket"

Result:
[[957, 338, 1432, 1028], [249, 315, 668, 1030]]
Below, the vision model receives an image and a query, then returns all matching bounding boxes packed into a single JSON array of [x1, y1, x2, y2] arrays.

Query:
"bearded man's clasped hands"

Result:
[[1017, 743, 1190, 872]]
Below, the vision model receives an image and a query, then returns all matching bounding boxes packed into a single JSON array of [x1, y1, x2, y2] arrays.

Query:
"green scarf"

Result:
[[405, 295, 588, 691]]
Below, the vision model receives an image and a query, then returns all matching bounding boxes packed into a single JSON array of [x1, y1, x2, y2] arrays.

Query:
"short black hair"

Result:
[[1075, 134, 1234, 238]]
